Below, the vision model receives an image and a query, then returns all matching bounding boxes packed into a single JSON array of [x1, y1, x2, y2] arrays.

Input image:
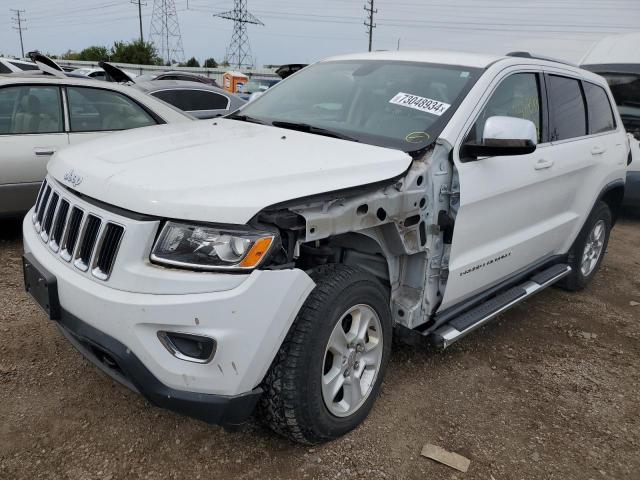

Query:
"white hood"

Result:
[[48, 119, 412, 224]]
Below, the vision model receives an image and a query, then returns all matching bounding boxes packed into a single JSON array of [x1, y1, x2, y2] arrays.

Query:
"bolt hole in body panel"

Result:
[[376, 208, 387, 221], [357, 204, 369, 216]]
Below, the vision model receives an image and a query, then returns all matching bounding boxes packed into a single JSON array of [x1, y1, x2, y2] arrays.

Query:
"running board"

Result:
[[430, 263, 571, 349]]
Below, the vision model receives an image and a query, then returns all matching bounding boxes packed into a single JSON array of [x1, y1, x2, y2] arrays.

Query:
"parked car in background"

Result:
[[0, 58, 39, 74], [22, 50, 628, 444], [98, 62, 244, 119], [135, 80, 245, 119], [236, 77, 280, 101], [0, 75, 192, 217], [582, 32, 640, 208], [71, 67, 108, 81], [135, 70, 219, 87]]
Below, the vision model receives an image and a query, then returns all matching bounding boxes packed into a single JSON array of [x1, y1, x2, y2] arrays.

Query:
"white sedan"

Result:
[[0, 75, 192, 217]]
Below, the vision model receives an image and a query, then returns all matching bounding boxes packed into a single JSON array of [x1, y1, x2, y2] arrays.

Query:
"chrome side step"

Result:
[[430, 263, 571, 349]]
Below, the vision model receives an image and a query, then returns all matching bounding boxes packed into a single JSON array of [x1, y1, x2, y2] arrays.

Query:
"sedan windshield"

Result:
[[236, 60, 480, 152]]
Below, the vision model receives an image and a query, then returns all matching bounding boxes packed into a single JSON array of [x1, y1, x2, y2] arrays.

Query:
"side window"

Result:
[[468, 73, 542, 143], [547, 75, 587, 141], [151, 89, 229, 111], [0, 85, 63, 135], [583, 82, 616, 134], [0, 62, 10, 74], [67, 87, 157, 132]]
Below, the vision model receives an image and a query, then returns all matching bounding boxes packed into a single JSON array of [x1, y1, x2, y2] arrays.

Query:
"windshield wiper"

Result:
[[226, 113, 269, 125], [271, 121, 359, 143]]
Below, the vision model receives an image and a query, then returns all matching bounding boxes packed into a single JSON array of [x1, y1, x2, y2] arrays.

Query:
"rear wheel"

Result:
[[259, 264, 392, 444], [562, 201, 612, 291]]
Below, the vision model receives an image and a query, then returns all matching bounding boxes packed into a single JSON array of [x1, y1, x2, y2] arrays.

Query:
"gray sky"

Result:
[[1, 0, 639, 66]]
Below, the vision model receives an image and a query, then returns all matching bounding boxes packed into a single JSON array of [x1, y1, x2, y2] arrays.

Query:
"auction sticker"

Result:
[[389, 92, 451, 116]]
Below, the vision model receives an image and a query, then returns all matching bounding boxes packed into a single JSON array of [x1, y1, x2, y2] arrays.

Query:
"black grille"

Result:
[[77, 215, 101, 267], [34, 180, 47, 214], [36, 185, 51, 225], [42, 192, 59, 236], [51, 200, 70, 248], [63, 207, 84, 258], [33, 181, 126, 281], [95, 224, 124, 277]]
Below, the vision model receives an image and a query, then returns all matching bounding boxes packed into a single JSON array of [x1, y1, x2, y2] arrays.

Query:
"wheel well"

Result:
[[600, 184, 624, 224]]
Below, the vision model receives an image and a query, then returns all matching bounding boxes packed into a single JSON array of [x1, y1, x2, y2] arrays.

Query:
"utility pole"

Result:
[[10, 9, 26, 58], [131, 0, 146, 43], [364, 0, 376, 52]]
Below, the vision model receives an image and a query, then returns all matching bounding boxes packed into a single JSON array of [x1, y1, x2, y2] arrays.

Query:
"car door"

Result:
[[440, 69, 571, 310], [65, 85, 158, 145], [0, 84, 68, 213], [149, 88, 232, 119]]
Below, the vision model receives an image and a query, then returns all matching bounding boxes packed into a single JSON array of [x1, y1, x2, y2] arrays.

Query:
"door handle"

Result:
[[534, 158, 554, 170], [33, 147, 56, 156], [591, 145, 606, 155]]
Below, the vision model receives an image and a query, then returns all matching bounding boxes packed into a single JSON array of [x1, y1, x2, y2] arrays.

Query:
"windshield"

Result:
[[239, 78, 279, 94], [236, 60, 480, 151], [601, 72, 640, 135]]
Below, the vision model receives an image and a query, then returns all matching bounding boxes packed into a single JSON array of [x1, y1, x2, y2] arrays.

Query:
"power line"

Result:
[[10, 8, 26, 58], [149, 0, 185, 64], [364, 0, 376, 52], [213, 0, 264, 68]]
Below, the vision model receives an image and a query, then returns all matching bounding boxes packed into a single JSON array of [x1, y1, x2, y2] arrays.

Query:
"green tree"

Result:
[[60, 50, 80, 60], [203, 57, 218, 68], [78, 45, 110, 62], [179, 56, 200, 67], [110, 40, 161, 65]]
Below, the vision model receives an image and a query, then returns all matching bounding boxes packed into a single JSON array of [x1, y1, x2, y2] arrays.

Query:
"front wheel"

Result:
[[259, 264, 392, 444], [562, 201, 612, 291]]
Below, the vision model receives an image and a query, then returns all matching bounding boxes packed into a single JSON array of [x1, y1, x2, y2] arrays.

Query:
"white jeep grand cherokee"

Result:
[[23, 50, 629, 444]]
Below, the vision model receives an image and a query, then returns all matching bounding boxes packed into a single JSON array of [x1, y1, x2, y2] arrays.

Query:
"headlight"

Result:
[[150, 221, 276, 271]]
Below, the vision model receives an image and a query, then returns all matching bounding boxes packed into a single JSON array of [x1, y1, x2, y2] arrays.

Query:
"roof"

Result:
[[581, 33, 640, 66], [0, 74, 144, 94], [322, 49, 504, 68]]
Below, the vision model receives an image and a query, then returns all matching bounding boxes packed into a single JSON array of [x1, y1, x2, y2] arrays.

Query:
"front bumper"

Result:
[[623, 171, 640, 207], [23, 211, 315, 426]]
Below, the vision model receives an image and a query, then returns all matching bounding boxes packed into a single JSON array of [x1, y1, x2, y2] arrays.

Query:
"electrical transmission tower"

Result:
[[149, 0, 185, 65], [364, 0, 377, 52], [214, 0, 264, 69], [10, 9, 27, 58]]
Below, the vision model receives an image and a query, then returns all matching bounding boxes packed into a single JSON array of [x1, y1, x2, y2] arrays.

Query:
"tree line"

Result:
[[52, 40, 225, 68]]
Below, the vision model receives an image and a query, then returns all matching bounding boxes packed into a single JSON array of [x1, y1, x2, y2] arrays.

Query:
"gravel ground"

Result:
[[0, 215, 638, 480]]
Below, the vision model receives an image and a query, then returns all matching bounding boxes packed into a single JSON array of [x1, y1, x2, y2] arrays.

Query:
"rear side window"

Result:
[[9, 61, 38, 71], [0, 85, 63, 134], [151, 89, 229, 111], [67, 86, 157, 132], [583, 82, 616, 134], [0, 62, 10, 74], [547, 75, 587, 141]]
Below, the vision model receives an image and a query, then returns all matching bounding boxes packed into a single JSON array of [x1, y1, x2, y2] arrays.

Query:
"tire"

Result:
[[259, 264, 392, 444], [561, 201, 612, 291]]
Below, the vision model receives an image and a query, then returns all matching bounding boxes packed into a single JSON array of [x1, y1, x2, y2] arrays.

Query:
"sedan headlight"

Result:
[[150, 221, 276, 271]]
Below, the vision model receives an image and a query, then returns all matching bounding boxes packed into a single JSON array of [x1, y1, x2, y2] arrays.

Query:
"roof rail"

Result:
[[506, 51, 578, 67]]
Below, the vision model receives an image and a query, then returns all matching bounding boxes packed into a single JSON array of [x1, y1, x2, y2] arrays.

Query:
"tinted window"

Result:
[[468, 73, 541, 143], [0, 85, 63, 134], [0, 63, 10, 74], [9, 61, 38, 71], [67, 87, 156, 132], [601, 73, 640, 136], [583, 82, 616, 134], [548, 75, 587, 141], [151, 89, 229, 111]]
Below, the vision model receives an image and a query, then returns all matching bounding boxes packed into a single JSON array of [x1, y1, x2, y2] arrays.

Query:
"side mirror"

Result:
[[462, 116, 537, 160]]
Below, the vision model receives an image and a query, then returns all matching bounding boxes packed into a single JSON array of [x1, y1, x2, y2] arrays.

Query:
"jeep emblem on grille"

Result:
[[63, 170, 83, 187]]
